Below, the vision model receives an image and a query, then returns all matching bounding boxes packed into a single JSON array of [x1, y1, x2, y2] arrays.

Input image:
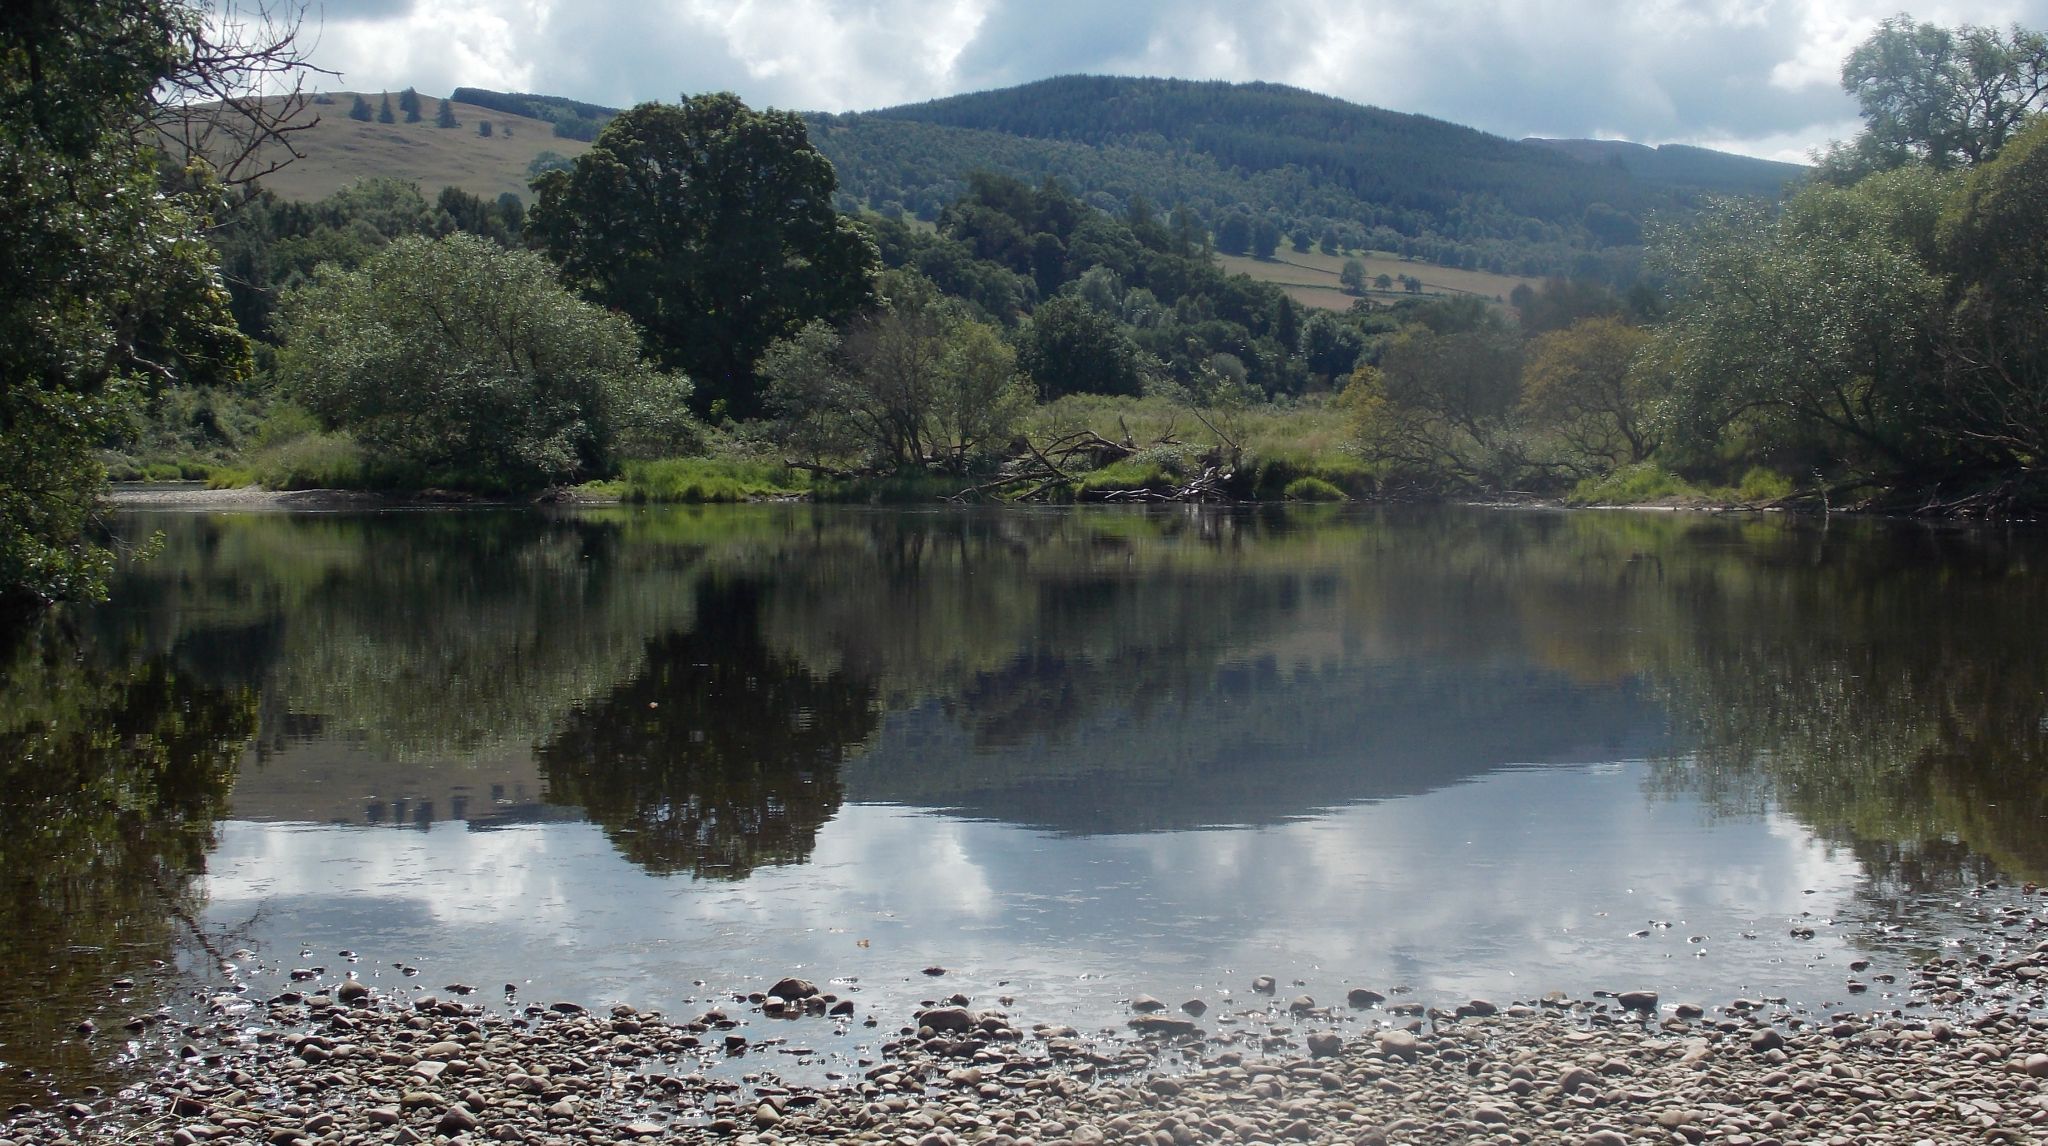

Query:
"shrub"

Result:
[[277, 233, 692, 491], [1283, 476, 1347, 501], [1567, 463, 1703, 505]]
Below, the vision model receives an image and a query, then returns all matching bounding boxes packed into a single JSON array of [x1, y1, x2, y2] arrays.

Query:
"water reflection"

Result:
[[0, 618, 253, 1106], [1, 504, 2044, 1099], [537, 580, 878, 877]]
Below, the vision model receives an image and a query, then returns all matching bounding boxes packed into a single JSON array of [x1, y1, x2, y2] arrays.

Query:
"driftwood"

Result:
[[941, 425, 1242, 504]]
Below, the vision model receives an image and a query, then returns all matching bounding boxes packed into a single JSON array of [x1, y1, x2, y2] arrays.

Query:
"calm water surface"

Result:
[[2, 505, 2044, 1102]]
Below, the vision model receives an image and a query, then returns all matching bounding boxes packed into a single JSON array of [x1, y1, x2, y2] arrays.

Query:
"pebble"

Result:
[[13, 884, 2048, 1146]]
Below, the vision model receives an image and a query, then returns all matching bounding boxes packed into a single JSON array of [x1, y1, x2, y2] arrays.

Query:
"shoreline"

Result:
[[104, 484, 1766, 516], [10, 886, 2047, 1145]]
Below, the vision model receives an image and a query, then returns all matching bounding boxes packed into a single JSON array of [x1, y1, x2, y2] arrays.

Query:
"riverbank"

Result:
[[10, 885, 2046, 1146]]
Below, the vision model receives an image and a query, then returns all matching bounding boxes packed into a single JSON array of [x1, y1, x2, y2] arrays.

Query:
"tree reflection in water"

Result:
[[0, 618, 253, 1106], [536, 580, 878, 878]]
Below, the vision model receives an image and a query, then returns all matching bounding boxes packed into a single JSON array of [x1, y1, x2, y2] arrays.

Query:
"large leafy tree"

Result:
[[1825, 15, 2048, 178], [528, 93, 878, 420], [1, 0, 270, 612], [278, 233, 691, 490]]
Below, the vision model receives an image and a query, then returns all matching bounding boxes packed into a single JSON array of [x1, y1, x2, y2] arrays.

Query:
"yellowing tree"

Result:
[[1521, 316, 1657, 470]]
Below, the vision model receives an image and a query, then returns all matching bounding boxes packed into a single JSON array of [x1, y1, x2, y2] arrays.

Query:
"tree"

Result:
[[477, 118, 492, 138], [1016, 295, 1144, 399], [1290, 227, 1313, 253], [1319, 226, 1341, 255], [1521, 316, 1658, 469], [435, 97, 458, 128], [1340, 258, 1367, 294], [1824, 15, 2048, 178], [762, 271, 1032, 474], [1350, 310, 1526, 489], [1252, 216, 1282, 259], [277, 233, 691, 489], [2, 0, 287, 610], [1374, 272, 1394, 290], [399, 86, 422, 122], [349, 94, 372, 121], [528, 94, 878, 419], [376, 91, 395, 123], [1215, 213, 1252, 256], [1655, 173, 1950, 481]]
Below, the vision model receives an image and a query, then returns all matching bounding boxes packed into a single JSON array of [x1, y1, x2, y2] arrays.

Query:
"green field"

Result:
[[216, 92, 591, 202], [1216, 250, 1540, 311]]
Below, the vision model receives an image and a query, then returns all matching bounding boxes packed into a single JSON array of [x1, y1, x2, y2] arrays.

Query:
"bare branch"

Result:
[[146, 1, 334, 189]]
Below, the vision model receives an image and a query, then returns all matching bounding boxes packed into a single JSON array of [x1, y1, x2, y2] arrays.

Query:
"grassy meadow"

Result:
[[1215, 250, 1539, 311], [216, 93, 591, 203]]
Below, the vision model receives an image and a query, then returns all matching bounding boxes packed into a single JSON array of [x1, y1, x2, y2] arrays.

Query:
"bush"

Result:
[[620, 458, 807, 503], [1282, 476, 1347, 501], [277, 233, 692, 491], [1567, 463, 1704, 505], [1737, 467, 1794, 502]]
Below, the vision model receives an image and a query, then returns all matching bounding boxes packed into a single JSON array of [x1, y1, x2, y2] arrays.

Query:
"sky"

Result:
[[295, 1, 2048, 162]]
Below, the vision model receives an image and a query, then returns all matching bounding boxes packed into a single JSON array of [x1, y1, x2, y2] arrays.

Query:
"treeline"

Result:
[[448, 87, 613, 140], [1344, 14, 2048, 515]]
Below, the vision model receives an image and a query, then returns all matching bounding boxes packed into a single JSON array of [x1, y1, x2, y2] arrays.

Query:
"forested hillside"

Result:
[[810, 76, 1807, 280], [438, 76, 1805, 282]]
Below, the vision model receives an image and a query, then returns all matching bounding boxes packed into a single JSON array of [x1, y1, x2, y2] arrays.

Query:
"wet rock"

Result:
[[918, 1007, 975, 1033], [1288, 995, 1315, 1014], [1128, 995, 1166, 1014], [1455, 999, 1497, 1018], [1615, 990, 1658, 1013], [1305, 1033, 1342, 1058], [1750, 1028, 1786, 1053], [1346, 988, 1385, 1009], [770, 978, 818, 1000], [1250, 976, 1277, 994], [437, 1107, 478, 1135], [1377, 1030, 1419, 1060], [1178, 999, 1206, 1017]]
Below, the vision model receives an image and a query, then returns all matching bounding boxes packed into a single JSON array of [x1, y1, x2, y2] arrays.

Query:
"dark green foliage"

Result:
[[1018, 296, 1143, 398], [528, 94, 879, 419], [477, 118, 492, 137], [1, 0, 252, 608], [434, 97, 457, 128], [376, 92, 394, 123], [1215, 212, 1252, 255], [348, 94, 371, 121], [452, 86, 615, 138], [1252, 216, 1282, 259], [208, 178, 457, 343], [398, 86, 421, 122]]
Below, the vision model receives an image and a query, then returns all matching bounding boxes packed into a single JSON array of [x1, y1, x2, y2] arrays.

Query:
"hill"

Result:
[[807, 75, 1807, 279], [1522, 137, 1807, 198], [237, 78, 1804, 283], [217, 91, 590, 203]]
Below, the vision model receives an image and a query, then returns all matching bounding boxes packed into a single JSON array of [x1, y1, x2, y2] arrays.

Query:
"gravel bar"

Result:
[[8, 900, 2048, 1146]]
